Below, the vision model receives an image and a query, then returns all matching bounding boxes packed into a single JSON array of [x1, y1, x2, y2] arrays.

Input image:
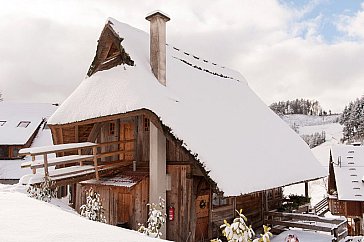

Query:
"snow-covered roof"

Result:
[[0, 102, 57, 145], [331, 144, 364, 201], [81, 175, 143, 188], [48, 18, 325, 196]]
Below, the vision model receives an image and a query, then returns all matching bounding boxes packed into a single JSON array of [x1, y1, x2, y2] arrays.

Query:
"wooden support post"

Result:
[[31, 155, 36, 174], [78, 148, 83, 166], [92, 146, 99, 180], [43, 154, 49, 177], [305, 182, 309, 199]]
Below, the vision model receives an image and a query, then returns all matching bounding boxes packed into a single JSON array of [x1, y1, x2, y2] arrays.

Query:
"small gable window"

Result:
[[109, 122, 115, 135], [17, 121, 31, 128], [144, 118, 150, 132], [0, 121, 6, 126]]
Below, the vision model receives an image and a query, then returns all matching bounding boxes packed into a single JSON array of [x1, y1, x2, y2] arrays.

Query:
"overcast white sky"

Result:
[[1, 0, 364, 113]]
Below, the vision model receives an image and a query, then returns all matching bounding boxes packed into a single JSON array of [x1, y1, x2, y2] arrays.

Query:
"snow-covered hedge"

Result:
[[27, 177, 57, 202]]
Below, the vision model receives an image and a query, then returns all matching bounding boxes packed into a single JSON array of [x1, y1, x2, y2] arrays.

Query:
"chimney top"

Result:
[[146, 10, 170, 22]]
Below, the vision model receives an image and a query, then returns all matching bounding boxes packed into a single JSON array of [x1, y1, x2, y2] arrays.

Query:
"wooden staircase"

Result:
[[314, 197, 329, 216]]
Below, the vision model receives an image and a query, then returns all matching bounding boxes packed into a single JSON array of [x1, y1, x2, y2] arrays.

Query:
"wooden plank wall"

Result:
[[166, 164, 193, 242], [211, 188, 283, 238]]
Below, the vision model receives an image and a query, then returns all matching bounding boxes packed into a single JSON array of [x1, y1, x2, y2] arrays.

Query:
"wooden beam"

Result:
[[32, 155, 36, 174], [43, 154, 49, 177], [93, 146, 99, 180]]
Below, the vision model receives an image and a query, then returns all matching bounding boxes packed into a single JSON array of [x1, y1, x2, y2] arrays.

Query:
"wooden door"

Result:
[[117, 193, 132, 228], [195, 194, 210, 241], [119, 121, 135, 161]]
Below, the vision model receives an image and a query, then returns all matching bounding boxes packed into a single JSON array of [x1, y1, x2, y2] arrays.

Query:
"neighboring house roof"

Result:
[[0, 103, 57, 180], [48, 18, 326, 196], [0, 102, 57, 145], [331, 144, 364, 201]]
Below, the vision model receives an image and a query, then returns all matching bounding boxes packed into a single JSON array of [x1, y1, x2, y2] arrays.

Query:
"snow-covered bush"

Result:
[[27, 177, 57, 202], [211, 209, 272, 242], [138, 197, 166, 238], [284, 234, 299, 242], [80, 187, 106, 223]]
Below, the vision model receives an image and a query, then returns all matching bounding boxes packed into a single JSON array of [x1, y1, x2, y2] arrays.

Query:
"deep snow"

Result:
[[0, 184, 166, 242]]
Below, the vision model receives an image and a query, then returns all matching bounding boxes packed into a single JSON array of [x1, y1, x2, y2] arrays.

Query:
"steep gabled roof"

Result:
[[0, 102, 57, 145], [48, 18, 326, 196], [331, 144, 364, 201]]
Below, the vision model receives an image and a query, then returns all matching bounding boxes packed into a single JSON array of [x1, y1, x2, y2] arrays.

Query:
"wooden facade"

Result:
[[49, 109, 283, 241]]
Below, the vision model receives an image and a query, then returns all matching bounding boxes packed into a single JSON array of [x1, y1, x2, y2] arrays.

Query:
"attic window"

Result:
[[109, 122, 115, 135], [144, 118, 150, 131], [0, 121, 6, 126], [17, 121, 31, 128]]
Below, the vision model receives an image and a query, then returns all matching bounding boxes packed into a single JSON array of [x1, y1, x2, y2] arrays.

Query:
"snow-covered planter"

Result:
[[27, 177, 57, 202], [211, 209, 272, 242], [138, 197, 166, 238], [80, 187, 107, 223]]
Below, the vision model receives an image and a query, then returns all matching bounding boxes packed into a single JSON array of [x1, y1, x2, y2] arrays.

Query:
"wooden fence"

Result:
[[265, 211, 348, 242]]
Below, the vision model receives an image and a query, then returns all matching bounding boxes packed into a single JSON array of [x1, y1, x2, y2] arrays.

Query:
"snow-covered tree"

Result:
[[80, 187, 106, 223], [138, 197, 166, 238], [27, 177, 57, 202], [211, 209, 272, 242], [340, 97, 364, 143]]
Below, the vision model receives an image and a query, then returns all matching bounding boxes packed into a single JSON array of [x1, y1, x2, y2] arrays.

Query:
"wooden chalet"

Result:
[[23, 12, 326, 241], [328, 143, 364, 236]]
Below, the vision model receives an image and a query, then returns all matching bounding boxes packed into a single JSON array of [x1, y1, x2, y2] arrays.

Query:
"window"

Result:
[[109, 122, 115, 135], [212, 193, 229, 207], [144, 118, 150, 131], [12, 147, 21, 158], [0, 121, 6, 126], [0, 146, 9, 158], [17, 121, 31, 128]]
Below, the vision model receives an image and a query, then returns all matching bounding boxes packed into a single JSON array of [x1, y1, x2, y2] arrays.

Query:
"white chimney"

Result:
[[146, 11, 170, 86]]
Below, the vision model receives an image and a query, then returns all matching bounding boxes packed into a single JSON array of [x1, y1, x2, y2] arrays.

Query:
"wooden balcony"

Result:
[[19, 141, 136, 186]]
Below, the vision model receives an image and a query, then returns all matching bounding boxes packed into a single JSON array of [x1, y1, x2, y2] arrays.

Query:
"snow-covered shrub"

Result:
[[80, 187, 106, 223], [284, 234, 299, 242], [138, 197, 166, 238], [27, 177, 57, 202], [211, 209, 272, 242]]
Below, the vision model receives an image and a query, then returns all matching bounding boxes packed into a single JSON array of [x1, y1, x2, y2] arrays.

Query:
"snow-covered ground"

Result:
[[0, 184, 166, 242]]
